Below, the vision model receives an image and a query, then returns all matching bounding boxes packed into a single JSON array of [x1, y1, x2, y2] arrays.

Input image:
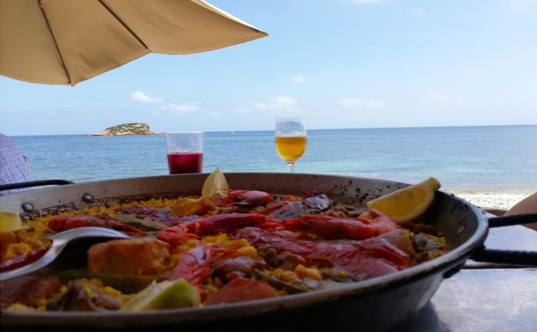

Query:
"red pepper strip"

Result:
[[168, 244, 211, 300], [233, 227, 410, 281], [0, 247, 48, 272], [281, 209, 397, 240]]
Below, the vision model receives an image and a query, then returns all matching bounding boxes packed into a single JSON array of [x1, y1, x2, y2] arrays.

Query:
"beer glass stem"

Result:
[[287, 162, 295, 173]]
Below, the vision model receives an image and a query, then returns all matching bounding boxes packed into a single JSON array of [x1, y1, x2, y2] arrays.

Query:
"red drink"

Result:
[[167, 152, 203, 174]]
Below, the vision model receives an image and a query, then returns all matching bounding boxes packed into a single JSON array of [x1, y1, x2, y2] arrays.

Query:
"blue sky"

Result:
[[1, 0, 536, 136]]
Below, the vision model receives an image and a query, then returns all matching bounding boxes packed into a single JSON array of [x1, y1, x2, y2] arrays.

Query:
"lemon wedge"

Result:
[[367, 177, 441, 223], [120, 279, 200, 311], [0, 210, 23, 232], [202, 168, 229, 197]]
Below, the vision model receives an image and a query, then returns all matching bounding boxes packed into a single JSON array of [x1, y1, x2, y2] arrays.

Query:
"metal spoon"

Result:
[[0, 227, 130, 282]]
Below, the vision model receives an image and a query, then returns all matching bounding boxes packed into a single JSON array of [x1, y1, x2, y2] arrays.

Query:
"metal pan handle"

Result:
[[470, 213, 537, 266], [487, 213, 537, 227], [0, 180, 74, 192]]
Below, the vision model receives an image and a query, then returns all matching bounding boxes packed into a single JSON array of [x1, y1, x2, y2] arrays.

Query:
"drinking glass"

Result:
[[165, 131, 203, 174], [275, 116, 307, 173]]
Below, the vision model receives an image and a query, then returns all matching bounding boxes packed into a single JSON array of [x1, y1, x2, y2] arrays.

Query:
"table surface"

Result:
[[395, 223, 537, 332]]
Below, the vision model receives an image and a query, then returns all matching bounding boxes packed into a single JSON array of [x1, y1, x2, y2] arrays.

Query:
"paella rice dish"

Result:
[[0, 185, 448, 312]]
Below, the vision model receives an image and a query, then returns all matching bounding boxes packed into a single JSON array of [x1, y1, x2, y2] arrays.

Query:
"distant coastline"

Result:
[[89, 123, 162, 136]]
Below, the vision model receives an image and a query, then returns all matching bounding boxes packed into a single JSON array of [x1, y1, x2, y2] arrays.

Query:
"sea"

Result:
[[9, 125, 537, 192]]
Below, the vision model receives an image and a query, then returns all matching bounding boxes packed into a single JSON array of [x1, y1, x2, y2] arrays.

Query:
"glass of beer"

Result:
[[275, 116, 307, 173], [165, 131, 203, 174]]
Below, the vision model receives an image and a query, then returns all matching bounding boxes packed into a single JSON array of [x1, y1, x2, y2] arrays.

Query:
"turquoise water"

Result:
[[10, 125, 537, 192]]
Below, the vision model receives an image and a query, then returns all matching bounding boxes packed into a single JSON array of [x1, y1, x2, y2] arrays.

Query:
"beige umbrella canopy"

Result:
[[0, 0, 267, 86]]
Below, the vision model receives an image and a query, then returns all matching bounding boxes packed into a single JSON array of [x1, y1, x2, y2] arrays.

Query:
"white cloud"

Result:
[[161, 103, 200, 112], [410, 8, 429, 19], [131, 91, 163, 103], [253, 96, 300, 111], [338, 98, 390, 108], [508, 0, 537, 19], [291, 74, 308, 84]]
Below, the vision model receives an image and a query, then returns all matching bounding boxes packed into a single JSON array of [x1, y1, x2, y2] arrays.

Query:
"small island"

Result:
[[89, 123, 161, 136]]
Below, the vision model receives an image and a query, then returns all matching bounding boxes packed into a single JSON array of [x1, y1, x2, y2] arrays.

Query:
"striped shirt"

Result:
[[0, 133, 31, 195]]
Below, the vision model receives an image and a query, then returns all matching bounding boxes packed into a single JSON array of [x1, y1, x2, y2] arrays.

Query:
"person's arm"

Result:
[[504, 192, 537, 231]]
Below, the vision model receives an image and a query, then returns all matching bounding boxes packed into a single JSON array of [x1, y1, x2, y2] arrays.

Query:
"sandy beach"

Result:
[[447, 190, 535, 212]]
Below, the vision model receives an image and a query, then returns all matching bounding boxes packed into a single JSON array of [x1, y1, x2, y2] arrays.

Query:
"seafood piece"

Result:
[[215, 190, 273, 207], [412, 233, 448, 263], [117, 206, 191, 227], [204, 278, 278, 305], [49, 214, 146, 236], [47, 279, 127, 311], [260, 201, 303, 220], [260, 192, 334, 220], [281, 209, 397, 240], [0, 275, 61, 309], [377, 229, 414, 255], [168, 245, 211, 298], [87, 238, 170, 276], [233, 227, 411, 281], [257, 245, 306, 271], [399, 221, 438, 235], [211, 256, 266, 281], [115, 214, 168, 231], [47, 280, 99, 311], [301, 192, 334, 212], [156, 213, 270, 245], [253, 269, 310, 294], [170, 196, 218, 217]]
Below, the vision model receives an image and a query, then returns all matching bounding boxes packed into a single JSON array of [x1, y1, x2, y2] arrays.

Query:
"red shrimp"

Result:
[[281, 209, 397, 240], [168, 244, 211, 299], [156, 213, 271, 245], [48, 214, 146, 236], [232, 227, 410, 281], [215, 190, 273, 206]]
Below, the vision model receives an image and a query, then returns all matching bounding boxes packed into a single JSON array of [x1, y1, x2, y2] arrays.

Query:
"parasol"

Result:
[[0, 0, 267, 86]]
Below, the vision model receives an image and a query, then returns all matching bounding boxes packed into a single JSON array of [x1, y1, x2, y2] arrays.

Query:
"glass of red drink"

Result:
[[165, 131, 203, 174]]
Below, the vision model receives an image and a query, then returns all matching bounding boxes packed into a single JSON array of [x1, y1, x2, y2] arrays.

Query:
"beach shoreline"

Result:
[[447, 190, 534, 211]]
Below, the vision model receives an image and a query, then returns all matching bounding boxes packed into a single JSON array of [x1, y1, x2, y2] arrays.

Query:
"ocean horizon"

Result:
[[10, 123, 537, 138], [9, 124, 537, 193]]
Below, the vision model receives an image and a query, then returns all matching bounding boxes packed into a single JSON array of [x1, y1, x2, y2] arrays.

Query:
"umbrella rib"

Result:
[[98, 0, 149, 50], [38, 0, 72, 84]]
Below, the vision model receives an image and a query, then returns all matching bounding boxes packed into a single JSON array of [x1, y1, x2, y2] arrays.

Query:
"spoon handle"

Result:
[[0, 227, 130, 282], [0, 242, 67, 282]]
